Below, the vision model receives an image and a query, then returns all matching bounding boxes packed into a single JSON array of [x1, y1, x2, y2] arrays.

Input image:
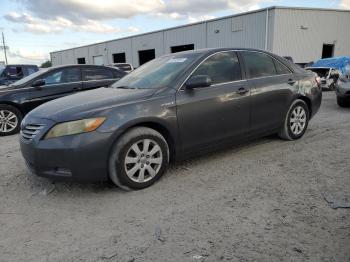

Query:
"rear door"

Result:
[[239, 51, 294, 133], [82, 66, 121, 91], [176, 51, 251, 152], [21, 67, 82, 112]]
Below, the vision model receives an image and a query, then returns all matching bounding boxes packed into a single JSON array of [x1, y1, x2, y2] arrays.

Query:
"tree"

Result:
[[41, 60, 52, 68]]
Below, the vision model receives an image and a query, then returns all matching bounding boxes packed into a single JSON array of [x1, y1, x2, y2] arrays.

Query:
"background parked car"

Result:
[[0, 64, 125, 136], [336, 71, 350, 107], [0, 64, 39, 86], [110, 63, 134, 73], [306, 56, 350, 90], [20, 48, 322, 190], [305, 67, 340, 90]]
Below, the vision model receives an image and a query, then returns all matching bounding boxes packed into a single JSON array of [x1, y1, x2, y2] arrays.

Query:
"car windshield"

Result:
[[10, 68, 49, 86], [112, 53, 201, 89]]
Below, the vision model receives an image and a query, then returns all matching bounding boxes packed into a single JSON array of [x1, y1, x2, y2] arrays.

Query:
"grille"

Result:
[[21, 124, 45, 142]]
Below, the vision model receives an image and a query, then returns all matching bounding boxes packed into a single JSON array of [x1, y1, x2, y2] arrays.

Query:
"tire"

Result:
[[108, 127, 169, 190], [337, 97, 347, 107], [0, 104, 22, 136], [278, 99, 310, 141]]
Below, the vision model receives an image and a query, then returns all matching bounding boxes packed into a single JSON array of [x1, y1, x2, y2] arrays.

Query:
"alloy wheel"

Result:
[[0, 110, 18, 133], [124, 139, 163, 183], [290, 106, 306, 135]]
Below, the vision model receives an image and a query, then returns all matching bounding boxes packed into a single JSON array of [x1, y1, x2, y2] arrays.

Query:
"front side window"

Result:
[[192, 52, 242, 85], [44, 68, 81, 85], [82, 68, 113, 81], [242, 51, 277, 79]]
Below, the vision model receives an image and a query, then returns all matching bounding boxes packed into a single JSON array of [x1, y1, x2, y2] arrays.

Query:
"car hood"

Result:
[[30, 87, 157, 122]]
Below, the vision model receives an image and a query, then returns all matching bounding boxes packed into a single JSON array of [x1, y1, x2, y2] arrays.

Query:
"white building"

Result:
[[50, 6, 350, 67]]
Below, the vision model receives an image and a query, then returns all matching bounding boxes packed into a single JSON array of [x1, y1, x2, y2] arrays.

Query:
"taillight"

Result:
[[315, 77, 321, 87]]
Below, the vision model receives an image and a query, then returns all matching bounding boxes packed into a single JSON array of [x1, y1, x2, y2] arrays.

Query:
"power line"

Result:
[[1, 32, 8, 65]]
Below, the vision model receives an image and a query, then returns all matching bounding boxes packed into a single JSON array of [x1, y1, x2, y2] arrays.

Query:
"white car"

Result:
[[110, 63, 134, 73], [305, 67, 340, 91]]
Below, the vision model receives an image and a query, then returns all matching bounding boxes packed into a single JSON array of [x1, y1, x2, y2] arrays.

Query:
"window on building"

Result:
[[77, 58, 86, 64], [241, 51, 277, 79], [82, 67, 113, 81], [322, 44, 334, 59], [171, 44, 195, 53], [138, 49, 155, 65], [192, 52, 242, 85], [113, 53, 126, 63]]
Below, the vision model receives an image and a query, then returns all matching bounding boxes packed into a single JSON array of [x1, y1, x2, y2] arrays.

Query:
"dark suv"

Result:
[[20, 48, 322, 190], [0, 64, 39, 85], [0, 64, 125, 135]]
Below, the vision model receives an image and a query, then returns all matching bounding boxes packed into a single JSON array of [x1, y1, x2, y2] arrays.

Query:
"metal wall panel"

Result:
[[272, 8, 350, 63], [131, 32, 164, 67], [164, 23, 206, 53], [87, 43, 109, 65], [73, 47, 89, 64], [207, 11, 267, 50]]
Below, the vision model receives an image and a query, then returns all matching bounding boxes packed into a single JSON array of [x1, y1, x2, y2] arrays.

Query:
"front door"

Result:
[[176, 51, 251, 153], [21, 67, 82, 113]]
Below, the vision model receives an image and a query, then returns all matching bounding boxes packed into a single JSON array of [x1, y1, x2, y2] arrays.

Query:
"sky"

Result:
[[0, 0, 349, 65]]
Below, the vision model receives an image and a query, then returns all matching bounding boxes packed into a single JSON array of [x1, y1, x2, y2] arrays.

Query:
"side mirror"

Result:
[[32, 79, 45, 88], [185, 75, 212, 89]]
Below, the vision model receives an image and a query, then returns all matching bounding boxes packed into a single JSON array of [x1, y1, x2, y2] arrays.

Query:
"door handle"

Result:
[[288, 79, 296, 85], [73, 87, 82, 91], [236, 87, 249, 95]]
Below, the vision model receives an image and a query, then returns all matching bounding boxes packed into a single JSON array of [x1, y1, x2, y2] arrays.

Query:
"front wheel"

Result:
[[337, 97, 348, 107], [0, 105, 22, 136], [108, 127, 169, 190], [278, 99, 309, 141]]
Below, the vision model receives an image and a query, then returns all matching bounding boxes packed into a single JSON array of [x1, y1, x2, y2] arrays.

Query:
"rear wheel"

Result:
[[279, 99, 309, 141], [337, 97, 348, 107], [108, 127, 169, 190], [0, 105, 22, 136]]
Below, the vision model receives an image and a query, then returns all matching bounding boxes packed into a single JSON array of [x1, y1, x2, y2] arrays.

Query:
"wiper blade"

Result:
[[116, 86, 136, 89]]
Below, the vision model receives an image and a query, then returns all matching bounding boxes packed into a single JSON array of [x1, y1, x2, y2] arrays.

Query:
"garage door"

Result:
[[93, 55, 104, 65]]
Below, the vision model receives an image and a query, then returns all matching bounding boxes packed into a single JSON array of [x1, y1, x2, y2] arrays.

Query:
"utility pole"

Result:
[[2, 32, 8, 65]]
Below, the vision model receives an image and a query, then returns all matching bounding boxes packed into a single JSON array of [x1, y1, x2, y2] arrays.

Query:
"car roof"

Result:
[[45, 64, 124, 71]]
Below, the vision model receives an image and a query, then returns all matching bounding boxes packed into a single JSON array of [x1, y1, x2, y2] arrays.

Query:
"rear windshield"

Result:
[[308, 68, 330, 78]]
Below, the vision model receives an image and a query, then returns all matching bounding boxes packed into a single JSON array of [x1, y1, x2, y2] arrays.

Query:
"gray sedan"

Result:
[[20, 48, 322, 190], [336, 74, 350, 107]]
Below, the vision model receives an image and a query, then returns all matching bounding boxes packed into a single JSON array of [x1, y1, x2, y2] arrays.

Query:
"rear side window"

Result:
[[241, 51, 277, 79], [274, 60, 291, 75], [192, 52, 242, 85], [82, 67, 113, 81]]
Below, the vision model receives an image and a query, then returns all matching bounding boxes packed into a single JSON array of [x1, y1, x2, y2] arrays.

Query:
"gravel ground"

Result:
[[0, 92, 349, 262]]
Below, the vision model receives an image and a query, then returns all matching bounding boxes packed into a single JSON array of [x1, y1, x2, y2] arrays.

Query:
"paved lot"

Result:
[[0, 92, 349, 262]]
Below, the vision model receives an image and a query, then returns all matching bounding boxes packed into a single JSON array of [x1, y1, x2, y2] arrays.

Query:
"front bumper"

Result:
[[20, 117, 113, 183]]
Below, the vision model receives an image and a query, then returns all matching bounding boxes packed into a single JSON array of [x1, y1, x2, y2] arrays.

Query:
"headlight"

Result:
[[44, 117, 106, 139]]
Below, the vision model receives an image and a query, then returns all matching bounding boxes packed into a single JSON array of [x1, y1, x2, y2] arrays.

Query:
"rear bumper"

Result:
[[20, 120, 113, 183]]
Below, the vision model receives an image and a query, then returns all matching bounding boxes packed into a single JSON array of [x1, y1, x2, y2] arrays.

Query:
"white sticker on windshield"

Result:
[[167, 58, 188, 63]]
